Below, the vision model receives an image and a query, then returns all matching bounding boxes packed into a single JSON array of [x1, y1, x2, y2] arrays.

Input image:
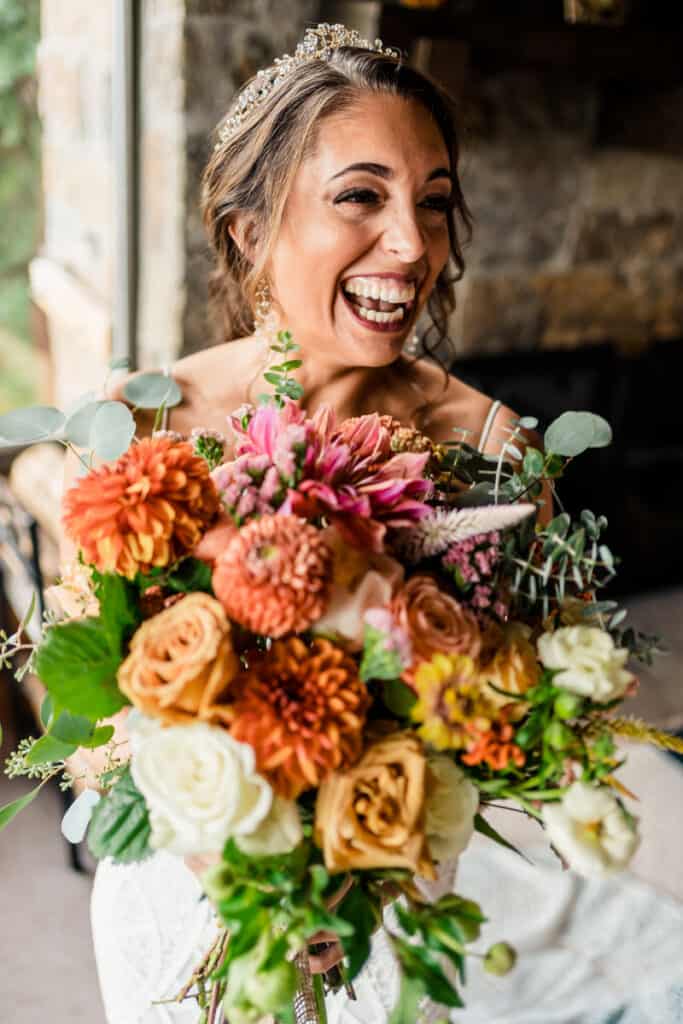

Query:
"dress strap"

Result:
[[477, 399, 502, 453]]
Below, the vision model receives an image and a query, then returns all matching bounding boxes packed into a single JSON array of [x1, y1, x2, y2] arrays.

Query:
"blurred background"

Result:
[[1, 1, 682, 1021]]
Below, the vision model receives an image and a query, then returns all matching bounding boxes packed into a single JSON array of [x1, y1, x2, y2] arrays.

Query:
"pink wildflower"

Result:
[[363, 606, 413, 669]]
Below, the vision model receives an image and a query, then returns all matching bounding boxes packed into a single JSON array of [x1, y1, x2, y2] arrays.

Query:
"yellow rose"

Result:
[[118, 593, 238, 725], [480, 622, 539, 719], [314, 732, 435, 878]]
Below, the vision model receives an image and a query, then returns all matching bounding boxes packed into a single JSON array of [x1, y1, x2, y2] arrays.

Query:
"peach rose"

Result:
[[312, 526, 404, 650], [392, 575, 482, 679], [480, 622, 540, 720], [314, 732, 435, 878], [117, 593, 238, 726]]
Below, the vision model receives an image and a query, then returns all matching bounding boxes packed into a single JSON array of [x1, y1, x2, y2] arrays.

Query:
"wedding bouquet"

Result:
[[0, 340, 675, 1024]]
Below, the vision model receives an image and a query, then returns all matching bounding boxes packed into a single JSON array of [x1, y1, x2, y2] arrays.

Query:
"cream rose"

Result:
[[537, 625, 634, 703], [425, 756, 479, 863], [235, 796, 302, 857], [542, 781, 639, 878], [130, 719, 272, 856]]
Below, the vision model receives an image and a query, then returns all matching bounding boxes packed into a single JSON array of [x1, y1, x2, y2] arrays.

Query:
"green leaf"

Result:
[[40, 693, 54, 729], [87, 765, 152, 863], [544, 411, 612, 458], [25, 733, 77, 765], [0, 405, 65, 445], [109, 356, 130, 370], [50, 710, 115, 749], [0, 785, 43, 833], [164, 557, 213, 594], [93, 572, 141, 653], [381, 678, 417, 718], [123, 372, 182, 410], [360, 625, 404, 683], [474, 813, 531, 862], [91, 401, 136, 461], [34, 618, 129, 720], [64, 400, 103, 447], [389, 973, 426, 1024], [393, 937, 463, 1008], [336, 885, 377, 981], [522, 447, 544, 477]]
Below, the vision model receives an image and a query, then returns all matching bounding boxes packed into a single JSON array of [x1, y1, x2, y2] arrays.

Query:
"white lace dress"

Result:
[[91, 830, 683, 1024]]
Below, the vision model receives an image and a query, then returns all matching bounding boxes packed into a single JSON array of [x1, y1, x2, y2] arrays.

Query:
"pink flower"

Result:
[[363, 607, 413, 668]]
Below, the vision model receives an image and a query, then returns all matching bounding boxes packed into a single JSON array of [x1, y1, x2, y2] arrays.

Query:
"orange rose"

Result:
[[118, 593, 238, 726], [480, 622, 539, 719], [392, 575, 482, 679], [314, 732, 435, 878]]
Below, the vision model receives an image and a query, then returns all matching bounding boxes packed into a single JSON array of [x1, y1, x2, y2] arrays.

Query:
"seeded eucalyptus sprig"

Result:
[[258, 330, 304, 408]]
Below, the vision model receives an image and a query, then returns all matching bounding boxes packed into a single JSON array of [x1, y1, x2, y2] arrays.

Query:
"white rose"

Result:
[[425, 756, 479, 862], [537, 625, 634, 703], [542, 781, 639, 878], [236, 796, 302, 857], [130, 721, 272, 856]]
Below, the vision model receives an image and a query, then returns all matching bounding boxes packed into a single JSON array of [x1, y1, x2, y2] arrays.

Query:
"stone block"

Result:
[[140, 8, 184, 120], [36, 42, 84, 141], [575, 209, 681, 267], [458, 274, 543, 356], [42, 0, 113, 45]]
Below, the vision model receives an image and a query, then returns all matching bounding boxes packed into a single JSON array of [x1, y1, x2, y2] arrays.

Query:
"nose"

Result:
[[381, 204, 427, 263]]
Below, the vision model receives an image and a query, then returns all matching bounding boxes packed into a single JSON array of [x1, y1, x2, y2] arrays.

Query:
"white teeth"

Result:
[[344, 276, 416, 303], [354, 304, 405, 324]]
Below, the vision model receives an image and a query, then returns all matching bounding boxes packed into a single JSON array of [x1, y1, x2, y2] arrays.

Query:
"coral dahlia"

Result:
[[63, 437, 219, 578], [230, 636, 371, 798], [212, 515, 333, 637]]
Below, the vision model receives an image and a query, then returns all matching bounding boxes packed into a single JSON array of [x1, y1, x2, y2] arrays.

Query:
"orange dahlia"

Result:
[[230, 636, 371, 798], [212, 514, 333, 637], [63, 437, 219, 578]]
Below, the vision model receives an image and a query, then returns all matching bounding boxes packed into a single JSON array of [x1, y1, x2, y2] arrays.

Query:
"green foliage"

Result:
[[381, 678, 417, 718], [0, 405, 65, 444], [474, 813, 528, 861], [334, 882, 379, 980], [64, 400, 136, 461], [87, 765, 153, 863], [360, 625, 405, 683], [137, 557, 214, 596], [35, 573, 139, 721], [258, 332, 304, 407], [0, 783, 43, 833], [123, 372, 182, 410], [544, 411, 612, 458]]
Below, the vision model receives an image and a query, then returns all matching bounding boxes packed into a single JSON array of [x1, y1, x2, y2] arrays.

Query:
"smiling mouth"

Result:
[[340, 285, 416, 333]]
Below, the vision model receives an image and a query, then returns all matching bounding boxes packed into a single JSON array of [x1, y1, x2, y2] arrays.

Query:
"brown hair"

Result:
[[201, 45, 472, 363]]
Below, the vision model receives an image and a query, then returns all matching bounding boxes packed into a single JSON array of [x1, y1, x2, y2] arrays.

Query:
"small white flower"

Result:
[[425, 755, 479, 862], [236, 796, 302, 856], [542, 781, 639, 878], [130, 720, 272, 856], [537, 625, 634, 703]]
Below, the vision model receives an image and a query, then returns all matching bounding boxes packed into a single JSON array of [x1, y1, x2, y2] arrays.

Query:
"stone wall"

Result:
[[34, 0, 114, 406], [451, 63, 683, 357], [138, 0, 320, 367]]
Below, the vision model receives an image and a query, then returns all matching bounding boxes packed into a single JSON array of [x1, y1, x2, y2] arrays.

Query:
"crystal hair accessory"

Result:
[[215, 23, 401, 149]]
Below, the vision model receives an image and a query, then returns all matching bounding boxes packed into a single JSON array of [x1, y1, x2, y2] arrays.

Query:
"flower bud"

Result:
[[544, 721, 574, 751], [554, 691, 584, 720], [484, 941, 517, 976]]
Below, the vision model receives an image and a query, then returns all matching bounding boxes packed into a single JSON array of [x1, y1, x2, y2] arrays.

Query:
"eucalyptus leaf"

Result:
[[517, 416, 538, 429], [64, 400, 104, 447], [123, 372, 182, 410], [544, 411, 613, 458], [91, 402, 136, 461], [0, 405, 65, 445], [109, 356, 131, 371]]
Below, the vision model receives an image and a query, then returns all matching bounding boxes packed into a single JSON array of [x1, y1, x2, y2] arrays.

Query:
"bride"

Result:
[[81, 22, 683, 1024]]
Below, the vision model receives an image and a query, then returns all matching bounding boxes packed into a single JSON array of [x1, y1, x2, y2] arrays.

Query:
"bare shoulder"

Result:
[[409, 358, 518, 454], [110, 338, 259, 437]]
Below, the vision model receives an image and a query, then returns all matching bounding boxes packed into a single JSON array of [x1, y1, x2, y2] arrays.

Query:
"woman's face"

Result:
[[266, 92, 454, 370]]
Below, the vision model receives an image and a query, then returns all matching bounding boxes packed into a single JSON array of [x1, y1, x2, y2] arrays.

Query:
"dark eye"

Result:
[[333, 188, 380, 206], [420, 194, 454, 213]]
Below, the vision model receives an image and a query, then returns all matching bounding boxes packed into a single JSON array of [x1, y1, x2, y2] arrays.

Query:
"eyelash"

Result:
[[334, 188, 454, 213]]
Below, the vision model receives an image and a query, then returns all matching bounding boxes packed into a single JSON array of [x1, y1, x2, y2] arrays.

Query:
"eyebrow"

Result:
[[329, 162, 452, 184]]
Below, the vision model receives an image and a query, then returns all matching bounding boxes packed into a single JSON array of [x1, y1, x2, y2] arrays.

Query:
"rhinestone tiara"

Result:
[[215, 23, 401, 149]]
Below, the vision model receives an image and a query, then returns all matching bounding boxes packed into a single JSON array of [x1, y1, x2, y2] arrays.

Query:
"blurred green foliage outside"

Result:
[[0, 0, 40, 411]]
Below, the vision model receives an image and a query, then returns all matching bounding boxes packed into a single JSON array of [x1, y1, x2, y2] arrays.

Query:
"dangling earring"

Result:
[[405, 332, 420, 356], [253, 276, 279, 355]]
